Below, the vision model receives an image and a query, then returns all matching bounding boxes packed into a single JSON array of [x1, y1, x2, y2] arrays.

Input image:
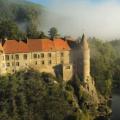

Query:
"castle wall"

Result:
[[0, 53, 7, 74], [70, 47, 83, 79], [0, 50, 73, 81], [63, 64, 73, 81]]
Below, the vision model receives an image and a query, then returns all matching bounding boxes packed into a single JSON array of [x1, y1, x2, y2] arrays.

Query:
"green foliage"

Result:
[[26, 22, 40, 39], [104, 79, 112, 96], [109, 40, 120, 88], [0, 20, 22, 39], [0, 70, 78, 120], [89, 38, 117, 94], [0, 70, 98, 120], [49, 27, 59, 39], [0, 0, 45, 39], [39, 31, 48, 39]]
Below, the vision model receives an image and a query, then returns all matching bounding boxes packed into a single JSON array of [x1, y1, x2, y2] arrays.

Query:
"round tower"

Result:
[[81, 34, 90, 81]]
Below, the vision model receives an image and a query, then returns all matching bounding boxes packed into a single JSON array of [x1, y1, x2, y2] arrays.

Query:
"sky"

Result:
[[28, 0, 120, 40]]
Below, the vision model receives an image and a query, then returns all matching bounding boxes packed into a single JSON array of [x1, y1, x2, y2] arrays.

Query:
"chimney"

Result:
[[23, 37, 28, 43], [1, 39, 5, 46]]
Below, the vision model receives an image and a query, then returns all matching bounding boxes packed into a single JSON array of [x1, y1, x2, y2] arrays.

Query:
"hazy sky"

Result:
[[28, 0, 120, 40]]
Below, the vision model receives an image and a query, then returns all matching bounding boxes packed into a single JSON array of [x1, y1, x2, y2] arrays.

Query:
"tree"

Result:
[[48, 27, 59, 40], [0, 20, 21, 39], [39, 31, 47, 39], [0, 70, 78, 120], [89, 38, 115, 94], [26, 22, 40, 39], [104, 79, 112, 97]]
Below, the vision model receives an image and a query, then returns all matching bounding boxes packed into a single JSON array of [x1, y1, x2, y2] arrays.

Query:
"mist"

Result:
[[40, 0, 120, 40]]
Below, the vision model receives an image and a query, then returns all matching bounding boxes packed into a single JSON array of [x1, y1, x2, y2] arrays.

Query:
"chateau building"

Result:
[[0, 38, 73, 81], [0, 34, 92, 83]]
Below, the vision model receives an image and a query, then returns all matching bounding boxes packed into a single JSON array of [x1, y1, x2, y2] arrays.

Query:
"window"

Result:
[[23, 54, 27, 60], [48, 53, 51, 57], [66, 66, 70, 69], [11, 55, 13, 59], [41, 61, 44, 65], [41, 53, 44, 58], [38, 55, 40, 58], [61, 60, 64, 64], [6, 63, 10, 67], [33, 54, 37, 59], [5, 55, 9, 60], [48, 60, 52, 65], [15, 54, 19, 60], [16, 62, 19, 66], [35, 61, 37, 65], [12, 62, 15, 66], [61, 52, 64, 57]]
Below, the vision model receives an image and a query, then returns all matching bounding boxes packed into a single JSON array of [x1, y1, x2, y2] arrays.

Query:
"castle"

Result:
[[0, 34, 90, 82], [0, 37, 72, 81], [0, 34, 98, 101]]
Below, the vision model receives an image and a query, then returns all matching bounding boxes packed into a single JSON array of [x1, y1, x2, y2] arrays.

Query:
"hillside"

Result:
[[109, 40, 120, 56], [109, 40, 120, 87], [0, 70, 101, 120], [0, 0, 46, 39], [89, 38, 120, 90], [0, 0, 44, 23]]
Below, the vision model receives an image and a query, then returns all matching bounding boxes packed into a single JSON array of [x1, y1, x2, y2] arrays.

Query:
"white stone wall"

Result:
[[0, 50, 73, 81]]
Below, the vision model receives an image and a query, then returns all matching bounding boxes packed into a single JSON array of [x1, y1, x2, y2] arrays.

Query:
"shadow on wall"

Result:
[[54, 64, 63, 79]]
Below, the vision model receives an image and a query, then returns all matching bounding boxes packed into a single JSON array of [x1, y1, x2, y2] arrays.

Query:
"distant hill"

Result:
[[0, 0, 45, 31]]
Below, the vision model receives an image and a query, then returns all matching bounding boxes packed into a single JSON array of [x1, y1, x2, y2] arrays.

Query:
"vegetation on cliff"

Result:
[[0, 70, 96, 120], [89, 38, 120, 93]]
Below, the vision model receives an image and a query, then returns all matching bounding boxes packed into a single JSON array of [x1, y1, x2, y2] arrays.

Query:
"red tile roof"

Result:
[[2, 39, 70, 54], [3, 40, 29, 54], [54, 39, 70, 51]]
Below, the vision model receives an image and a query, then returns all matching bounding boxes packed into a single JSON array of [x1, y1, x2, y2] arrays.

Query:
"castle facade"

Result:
[[0, 38, 73, 81], [0, 34, 99, 102], [0, 34, 91, 82]]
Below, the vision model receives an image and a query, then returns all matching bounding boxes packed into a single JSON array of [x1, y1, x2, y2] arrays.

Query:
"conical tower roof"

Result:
[[81, 33, 89, 49]]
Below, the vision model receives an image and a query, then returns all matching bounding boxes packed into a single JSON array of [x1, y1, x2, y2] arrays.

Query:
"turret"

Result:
[[81, 34, 90, 82]]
